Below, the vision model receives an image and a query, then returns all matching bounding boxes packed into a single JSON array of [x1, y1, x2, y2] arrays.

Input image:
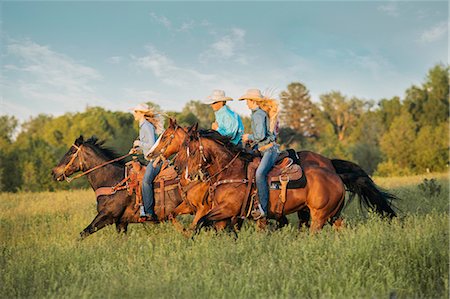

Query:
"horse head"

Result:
[[51, 135, 87, 181], [146, 118, 188, 160]]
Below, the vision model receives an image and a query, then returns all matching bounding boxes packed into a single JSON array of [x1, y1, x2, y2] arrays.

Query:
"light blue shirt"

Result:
[[248, 108, 275, 149], [215, 105, 244, 145], [138, 119, 156, 159]]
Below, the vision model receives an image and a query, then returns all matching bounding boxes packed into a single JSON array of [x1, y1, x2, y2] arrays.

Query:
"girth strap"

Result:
[[274, 175, 289, 219]]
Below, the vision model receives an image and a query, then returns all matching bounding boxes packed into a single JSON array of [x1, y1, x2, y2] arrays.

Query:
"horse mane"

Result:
[[198, 130, 254, 162], [83, 136, 126, 166]]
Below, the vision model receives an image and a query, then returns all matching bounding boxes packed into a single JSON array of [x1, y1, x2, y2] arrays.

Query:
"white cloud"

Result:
[[200, 28, 248, 64], [133, 45, 216, 88], [149, 12, 172, 29], [2, 38, 106, 119], [177, 20, 195, 32], [419, 21, 448, 43], [378, 3, 400, 17], [108, 56, 123, 64]]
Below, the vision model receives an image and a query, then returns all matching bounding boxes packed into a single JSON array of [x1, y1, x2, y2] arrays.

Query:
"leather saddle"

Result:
[[248, 154, 303, 185], [126, 159, 182, 220], [126, 159, 180, 196]]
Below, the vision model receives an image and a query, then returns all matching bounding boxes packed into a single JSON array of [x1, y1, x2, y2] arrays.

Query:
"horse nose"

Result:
[[51, 168, 61, 181]]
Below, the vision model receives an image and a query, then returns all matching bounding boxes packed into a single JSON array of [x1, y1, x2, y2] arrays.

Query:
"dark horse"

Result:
[[51, 136, 182, 238]]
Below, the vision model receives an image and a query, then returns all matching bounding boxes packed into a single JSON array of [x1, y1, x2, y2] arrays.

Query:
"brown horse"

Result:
[[149, 119, 396, 232], [147, 119, 234, 231], [51, 136, 187, 238], [182, 128, 349, 232]]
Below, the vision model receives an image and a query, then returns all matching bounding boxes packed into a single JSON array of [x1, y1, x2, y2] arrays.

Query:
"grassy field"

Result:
[[1, 173, 448, 298]]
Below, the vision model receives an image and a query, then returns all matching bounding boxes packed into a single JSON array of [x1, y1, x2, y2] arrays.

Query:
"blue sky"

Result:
[[1, 1, 448, 121]]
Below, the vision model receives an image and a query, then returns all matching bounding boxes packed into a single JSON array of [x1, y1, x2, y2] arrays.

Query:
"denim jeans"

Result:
[[142, 160, 162, 216], [255, 145, 279, 214]]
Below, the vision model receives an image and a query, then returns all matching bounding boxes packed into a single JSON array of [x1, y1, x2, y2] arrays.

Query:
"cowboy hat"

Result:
[[129, 103, 154, 113], [203, 90, 233, 105], [238, 89, 267, 101]]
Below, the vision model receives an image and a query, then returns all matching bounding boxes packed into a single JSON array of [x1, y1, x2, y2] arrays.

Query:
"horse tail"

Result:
[[331, 159, 397, 218]]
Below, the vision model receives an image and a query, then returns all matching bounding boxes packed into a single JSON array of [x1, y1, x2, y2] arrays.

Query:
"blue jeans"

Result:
[[142, 160, 162, 216], [255, 145, 279, 214]]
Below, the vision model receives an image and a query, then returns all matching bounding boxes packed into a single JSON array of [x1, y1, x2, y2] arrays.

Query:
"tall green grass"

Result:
[[1, 174, 448, 298]]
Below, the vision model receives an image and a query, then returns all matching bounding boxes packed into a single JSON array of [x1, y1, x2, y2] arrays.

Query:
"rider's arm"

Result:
[[136, 122, 156, 154], [247, 110, 266, 143]]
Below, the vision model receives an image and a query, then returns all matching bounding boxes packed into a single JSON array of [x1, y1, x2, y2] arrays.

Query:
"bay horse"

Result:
[[51, 135, 186, 238], [147, 119, 243, 231], [148, 119, 397, 232]]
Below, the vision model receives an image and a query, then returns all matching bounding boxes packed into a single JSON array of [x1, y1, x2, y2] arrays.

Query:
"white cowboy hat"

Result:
[[129, 103, 152, 112], [203, 90, 233, 105], [238, 89, 267, 101]]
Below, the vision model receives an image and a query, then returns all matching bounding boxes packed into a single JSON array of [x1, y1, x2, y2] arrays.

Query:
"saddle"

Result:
[[242, 149, 307, 220], [126, 158, 182, 220], [247, 154, 304, 185]]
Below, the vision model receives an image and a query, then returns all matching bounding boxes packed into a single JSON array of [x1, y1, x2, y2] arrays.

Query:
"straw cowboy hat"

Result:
[[129, 103, 154, 113], [203, 90, 233, 105], [238, 89, 267, 101]]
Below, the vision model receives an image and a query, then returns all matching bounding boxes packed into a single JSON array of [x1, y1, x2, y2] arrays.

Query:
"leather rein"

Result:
[[62, 144, 131, 183]]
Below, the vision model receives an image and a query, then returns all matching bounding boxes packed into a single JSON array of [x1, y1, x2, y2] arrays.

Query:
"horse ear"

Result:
[[75, 135, 84, 146], [169, 118, 178, 128], [187, 123, 198, 134]]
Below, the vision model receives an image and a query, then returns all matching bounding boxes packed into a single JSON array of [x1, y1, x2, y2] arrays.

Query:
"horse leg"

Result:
[[214, 220, 228, 231], [297, 208, 311, 229], [168, 201, 193, 234], [115, 221, 129, 234], [189, 206, 211, 230], [332, 218, 345, 231], [277, 215, 289, 229], [80, 212, 114, 239], [309, 208, 327, 233]]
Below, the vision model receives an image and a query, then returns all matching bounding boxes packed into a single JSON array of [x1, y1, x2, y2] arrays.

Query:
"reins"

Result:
[[63, 144, 131, 183]]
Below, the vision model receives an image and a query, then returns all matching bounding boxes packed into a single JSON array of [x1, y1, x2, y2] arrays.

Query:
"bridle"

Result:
[[150, 126, 178, 166], [61, 144, 131, 183], [184, 132, 241, 183]]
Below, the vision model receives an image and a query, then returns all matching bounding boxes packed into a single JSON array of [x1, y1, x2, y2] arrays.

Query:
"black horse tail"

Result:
[[331, 159, 398, 218]]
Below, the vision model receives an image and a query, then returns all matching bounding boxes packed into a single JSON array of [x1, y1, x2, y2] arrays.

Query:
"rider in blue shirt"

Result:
[[129, 103, 162, 222], [205, 90, 244, 145], [240, 89, 279, 220]]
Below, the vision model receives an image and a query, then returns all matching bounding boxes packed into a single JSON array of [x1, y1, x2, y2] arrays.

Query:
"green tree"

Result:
[[413, 123, 449, 172], [279, 82, 319, 138], [379, 111, 417, 172], [377, 96, 402, 131], [0, 115, 21, 192], [181, 100, 214, 129], [421, 64, 449, 127], [320, 92, 366, 142]]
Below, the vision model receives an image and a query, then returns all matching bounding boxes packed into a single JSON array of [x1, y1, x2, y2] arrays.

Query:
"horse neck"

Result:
[[82, 150, 124, 190], [204, 139, 246, 180]]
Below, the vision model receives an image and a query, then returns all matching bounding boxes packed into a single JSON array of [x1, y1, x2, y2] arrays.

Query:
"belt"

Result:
[[258, 142, 274, 152]]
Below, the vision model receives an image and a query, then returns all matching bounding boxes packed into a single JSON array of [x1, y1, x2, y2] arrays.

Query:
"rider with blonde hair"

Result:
[[240, 89, 280, 220]]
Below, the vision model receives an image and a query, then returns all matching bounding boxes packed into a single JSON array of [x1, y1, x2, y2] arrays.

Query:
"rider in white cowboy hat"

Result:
[[240, 89, 279, 220], [128, 103, 163, 222], [203, 90, 244, 145]]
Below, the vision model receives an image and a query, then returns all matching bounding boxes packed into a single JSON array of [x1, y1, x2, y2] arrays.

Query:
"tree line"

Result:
[[0, 64, 448, 192]]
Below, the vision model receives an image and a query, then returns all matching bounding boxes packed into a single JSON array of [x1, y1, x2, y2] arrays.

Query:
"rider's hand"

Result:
[[128, 148, 137, 155], [211, 122, 218, 130], [133, 140, 141, 147], [242, 134, 249, 143]]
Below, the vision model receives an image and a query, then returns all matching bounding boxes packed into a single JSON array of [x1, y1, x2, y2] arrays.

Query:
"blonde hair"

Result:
[[258, 99, 279, 134], [143, 110, 164, 134]]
